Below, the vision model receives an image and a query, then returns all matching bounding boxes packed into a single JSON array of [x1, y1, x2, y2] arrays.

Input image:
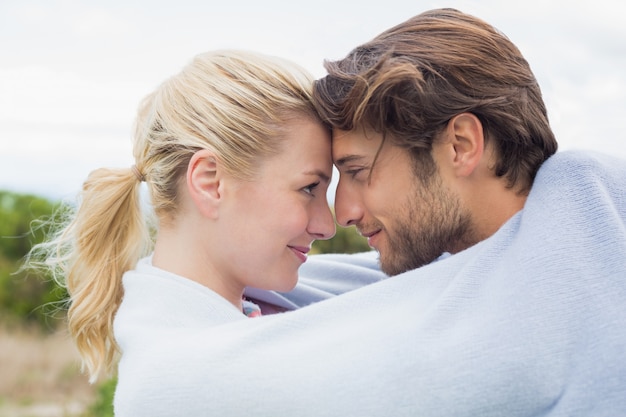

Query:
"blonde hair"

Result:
[[28, 50, 320, 382]]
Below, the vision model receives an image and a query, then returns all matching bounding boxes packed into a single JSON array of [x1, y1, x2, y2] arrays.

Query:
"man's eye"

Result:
[[345, 168, 365, 179]]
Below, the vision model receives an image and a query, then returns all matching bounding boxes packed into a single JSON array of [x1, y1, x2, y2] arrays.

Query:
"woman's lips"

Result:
[[288, 245, 310, 263]]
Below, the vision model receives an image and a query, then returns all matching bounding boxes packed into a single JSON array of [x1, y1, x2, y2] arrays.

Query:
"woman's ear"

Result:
[[187, 149, 223, 219], [447, 112, 485, 178]]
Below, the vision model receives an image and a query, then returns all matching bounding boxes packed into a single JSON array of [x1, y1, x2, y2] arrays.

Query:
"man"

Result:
[[115, 9, 626, 416], [313, 7, 557, 275]]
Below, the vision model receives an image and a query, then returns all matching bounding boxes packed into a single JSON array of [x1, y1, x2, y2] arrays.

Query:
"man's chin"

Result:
[[378, 251, 439, 276], [377, 253, 403, 277]]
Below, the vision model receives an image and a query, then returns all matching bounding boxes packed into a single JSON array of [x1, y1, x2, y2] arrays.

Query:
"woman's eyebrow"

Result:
[[303, 169, 331, 184]]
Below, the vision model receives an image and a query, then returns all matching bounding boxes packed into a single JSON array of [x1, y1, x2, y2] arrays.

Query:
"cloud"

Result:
[[1, 0, 625, 200], [0, 66, 142, 126]]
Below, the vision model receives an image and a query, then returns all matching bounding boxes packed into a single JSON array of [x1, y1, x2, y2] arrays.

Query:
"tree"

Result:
[[0, 191, 65, 329]]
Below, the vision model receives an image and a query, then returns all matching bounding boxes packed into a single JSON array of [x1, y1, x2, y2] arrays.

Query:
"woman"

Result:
[[29, 49, 336, 383]]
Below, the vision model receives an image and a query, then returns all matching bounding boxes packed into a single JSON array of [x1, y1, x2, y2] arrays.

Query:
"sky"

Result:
[[1, 0, 625, 201]]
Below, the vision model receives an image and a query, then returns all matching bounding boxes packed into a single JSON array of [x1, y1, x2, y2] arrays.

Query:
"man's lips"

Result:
[[359, 229, 382, 248], [288, 245, 310, 263]]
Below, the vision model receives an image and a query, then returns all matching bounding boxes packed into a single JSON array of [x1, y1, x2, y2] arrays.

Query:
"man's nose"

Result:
[[334, 179, 363, 227]]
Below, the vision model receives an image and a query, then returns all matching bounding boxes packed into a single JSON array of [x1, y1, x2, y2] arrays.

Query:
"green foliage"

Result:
[[84, 377, 117, 417], [0, 191, 55, 258], [312, 224, 370, 254], [0, 190, 66, 329]]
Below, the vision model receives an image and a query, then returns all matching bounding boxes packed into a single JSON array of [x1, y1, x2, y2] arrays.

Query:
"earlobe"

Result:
[[187, 149, 222, 219], [449, 113, 485, 177]]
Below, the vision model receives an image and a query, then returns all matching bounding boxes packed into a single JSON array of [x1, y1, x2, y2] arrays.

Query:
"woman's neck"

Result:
[[152, 225, 245, 311]]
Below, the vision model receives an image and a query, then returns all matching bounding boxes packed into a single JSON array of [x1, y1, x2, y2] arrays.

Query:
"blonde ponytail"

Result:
[[30, 167, 150, 382]]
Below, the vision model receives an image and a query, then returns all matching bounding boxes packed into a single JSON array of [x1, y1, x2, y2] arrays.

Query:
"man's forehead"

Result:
[[331, 128, 382, 163]]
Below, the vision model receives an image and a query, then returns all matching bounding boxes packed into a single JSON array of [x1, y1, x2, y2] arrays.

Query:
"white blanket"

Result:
[[114, 150, 626, 416]]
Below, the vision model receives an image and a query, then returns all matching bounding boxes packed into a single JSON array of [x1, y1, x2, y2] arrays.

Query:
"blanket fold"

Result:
[[114, 150, 626, 417]]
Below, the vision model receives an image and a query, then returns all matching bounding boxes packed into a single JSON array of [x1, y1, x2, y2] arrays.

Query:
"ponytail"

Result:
[[29, 167, 150, 382]]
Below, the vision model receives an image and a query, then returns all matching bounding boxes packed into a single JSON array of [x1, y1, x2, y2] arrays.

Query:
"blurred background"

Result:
[[1, 0, 625, 415]]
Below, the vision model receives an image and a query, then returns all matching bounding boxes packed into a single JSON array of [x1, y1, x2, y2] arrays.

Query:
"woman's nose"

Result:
[[309, 199, 336, 240]]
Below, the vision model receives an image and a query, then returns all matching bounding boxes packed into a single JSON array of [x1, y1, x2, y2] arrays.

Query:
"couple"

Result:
[[31, 8, 626, 416]]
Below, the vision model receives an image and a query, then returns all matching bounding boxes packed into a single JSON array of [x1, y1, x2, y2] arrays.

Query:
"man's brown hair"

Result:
[[313, 8, 557, 192]]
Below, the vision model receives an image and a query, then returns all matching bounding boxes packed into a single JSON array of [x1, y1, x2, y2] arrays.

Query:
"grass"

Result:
[[0, 322, 96, 417]]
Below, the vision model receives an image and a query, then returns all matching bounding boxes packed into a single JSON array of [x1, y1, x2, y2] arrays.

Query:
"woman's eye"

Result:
[[302, 182, 320, 195]]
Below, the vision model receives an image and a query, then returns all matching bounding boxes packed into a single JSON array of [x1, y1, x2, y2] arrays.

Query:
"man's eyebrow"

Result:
[[333, 155, 365, 167], [304, 169, 331, 184]]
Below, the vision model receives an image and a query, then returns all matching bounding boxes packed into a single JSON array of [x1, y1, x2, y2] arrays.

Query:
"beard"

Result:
[[373, 172, 477, 276]]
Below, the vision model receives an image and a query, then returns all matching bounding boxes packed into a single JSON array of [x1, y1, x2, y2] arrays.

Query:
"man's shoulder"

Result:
[[541, 149, 625, 175], [535, 150, 626, 193]]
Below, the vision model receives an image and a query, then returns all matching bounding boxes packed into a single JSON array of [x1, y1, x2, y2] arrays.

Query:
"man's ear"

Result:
[[447, 112, 485, 178], [187, 149, 223, 219]]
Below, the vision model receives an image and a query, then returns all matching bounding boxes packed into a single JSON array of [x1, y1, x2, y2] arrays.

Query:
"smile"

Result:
[[288, 245, 310, 263], [359, 229, 382, 248]]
